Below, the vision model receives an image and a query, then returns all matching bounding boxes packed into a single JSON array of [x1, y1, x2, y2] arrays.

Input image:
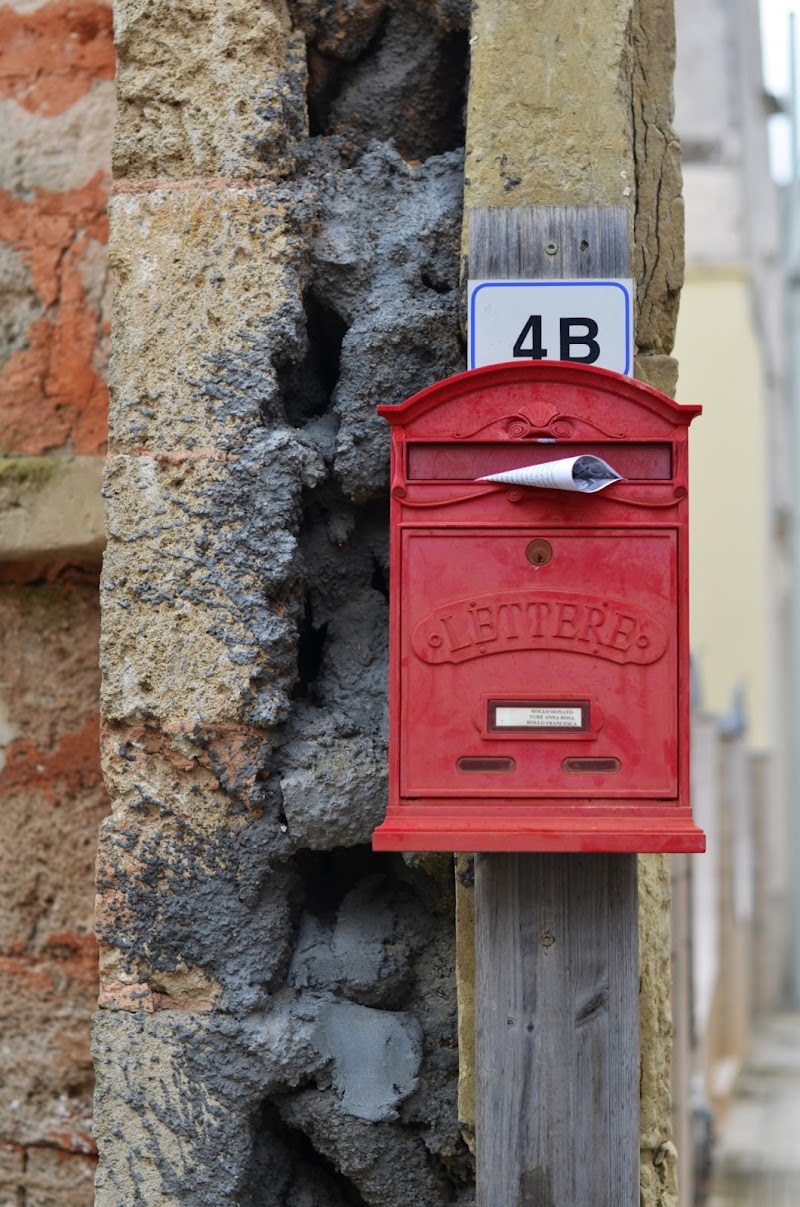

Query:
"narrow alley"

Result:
[[710, 1015, 800, 1207]]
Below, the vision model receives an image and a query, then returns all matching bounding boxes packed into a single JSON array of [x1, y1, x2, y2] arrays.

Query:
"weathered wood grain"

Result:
[[475, 853, 639, 1207], [468, 205, 630, 280]]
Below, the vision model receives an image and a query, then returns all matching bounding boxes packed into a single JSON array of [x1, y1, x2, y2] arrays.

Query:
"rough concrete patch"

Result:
[[307, 143, 464, 500], [313, 587, 387, 731], [243, 1116, 355, 1207], [289, 872, 420, 1006], [279, 722, 387, 848], [312, 143, 463, 324], [113, 1, 305, 179], [92, 1008, 323, 1207], [276, 580, 389, 850], [289, 0, 387, 61], [279, 1087, 471, 1207], [297, 491, 388, 624], [319, 1000, 422, 1121], [322, 7, 468, 159], [333, 298, 462, 500], [95, 809, 301, 1012]]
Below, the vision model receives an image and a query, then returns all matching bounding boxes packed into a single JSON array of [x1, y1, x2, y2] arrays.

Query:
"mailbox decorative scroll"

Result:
[[373, 361, 705, 854]]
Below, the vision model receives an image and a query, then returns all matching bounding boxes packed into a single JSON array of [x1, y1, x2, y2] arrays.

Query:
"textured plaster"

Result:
[[0, 1, 114, 116], [0, 1, 112, 1201], [0, 173, 110, 456], [0, 85, 115, 194]]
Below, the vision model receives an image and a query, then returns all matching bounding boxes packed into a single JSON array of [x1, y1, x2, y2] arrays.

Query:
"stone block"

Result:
[[634, 354, 680, 399], [0, 456, 105, 560], [100, 720, 274, 833], [100, 435, 323, 727], [108, 184, 308, 452], [112, 0, 305, 179], [464, 0, 636, 212]]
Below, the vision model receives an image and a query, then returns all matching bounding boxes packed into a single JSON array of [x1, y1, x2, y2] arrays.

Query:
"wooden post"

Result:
[[475, 854, 639, 1207], [470, 206, 640, 1207]]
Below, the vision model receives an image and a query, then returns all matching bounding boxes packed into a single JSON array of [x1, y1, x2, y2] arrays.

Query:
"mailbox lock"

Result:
[[526, 539, 553, 567]]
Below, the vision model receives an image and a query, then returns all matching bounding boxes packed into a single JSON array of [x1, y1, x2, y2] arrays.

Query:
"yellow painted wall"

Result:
[[675, 267, 770, 748]]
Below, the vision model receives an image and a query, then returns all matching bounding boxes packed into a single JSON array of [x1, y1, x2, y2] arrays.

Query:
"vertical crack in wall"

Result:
[[279, 292, 348, 428]]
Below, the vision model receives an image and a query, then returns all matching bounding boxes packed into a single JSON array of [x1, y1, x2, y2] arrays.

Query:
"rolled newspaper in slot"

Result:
[[477, 454, 624, 493]]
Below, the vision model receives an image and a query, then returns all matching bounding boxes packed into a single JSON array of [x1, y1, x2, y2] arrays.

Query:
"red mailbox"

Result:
[[372, 361, 705, 853]]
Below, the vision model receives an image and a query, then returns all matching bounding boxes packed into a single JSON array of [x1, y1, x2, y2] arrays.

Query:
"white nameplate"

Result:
[[468, 278, 634, 375], [495, 706, 584, 729]]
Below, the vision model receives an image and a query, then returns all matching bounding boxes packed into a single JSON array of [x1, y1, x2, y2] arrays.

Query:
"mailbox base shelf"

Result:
[[372, 805, 705, 853]]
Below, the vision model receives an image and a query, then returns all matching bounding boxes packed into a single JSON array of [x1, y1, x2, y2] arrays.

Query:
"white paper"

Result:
[[477, 454, 623, 493], [495, 706, 583, 728]]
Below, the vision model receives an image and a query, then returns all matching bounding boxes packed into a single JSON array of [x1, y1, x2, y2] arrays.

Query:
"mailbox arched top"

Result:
[[377, 362, 701, 437]]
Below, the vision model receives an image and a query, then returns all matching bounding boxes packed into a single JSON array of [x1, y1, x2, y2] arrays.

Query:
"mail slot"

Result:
[[372, 360, 705, 853]]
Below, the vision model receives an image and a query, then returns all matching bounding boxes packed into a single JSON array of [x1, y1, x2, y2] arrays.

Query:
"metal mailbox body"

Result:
[[372, 361, 705, 853]]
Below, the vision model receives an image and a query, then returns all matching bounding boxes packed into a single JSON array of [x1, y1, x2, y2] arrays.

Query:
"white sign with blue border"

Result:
[[468, 278, 634, 376]]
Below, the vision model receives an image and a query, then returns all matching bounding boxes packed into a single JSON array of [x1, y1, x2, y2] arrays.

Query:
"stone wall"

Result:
[[95, 3, 476, 1204], [96, 1, 687, 1202], [0, 1, 113, 1202]]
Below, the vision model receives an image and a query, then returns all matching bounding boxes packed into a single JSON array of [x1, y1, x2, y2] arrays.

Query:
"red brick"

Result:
[[0, 175, 109, 454], [0, 0, 114, 116]]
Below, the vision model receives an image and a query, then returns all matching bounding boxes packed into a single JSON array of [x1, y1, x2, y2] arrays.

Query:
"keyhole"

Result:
[[526, 539, 553, 566]]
